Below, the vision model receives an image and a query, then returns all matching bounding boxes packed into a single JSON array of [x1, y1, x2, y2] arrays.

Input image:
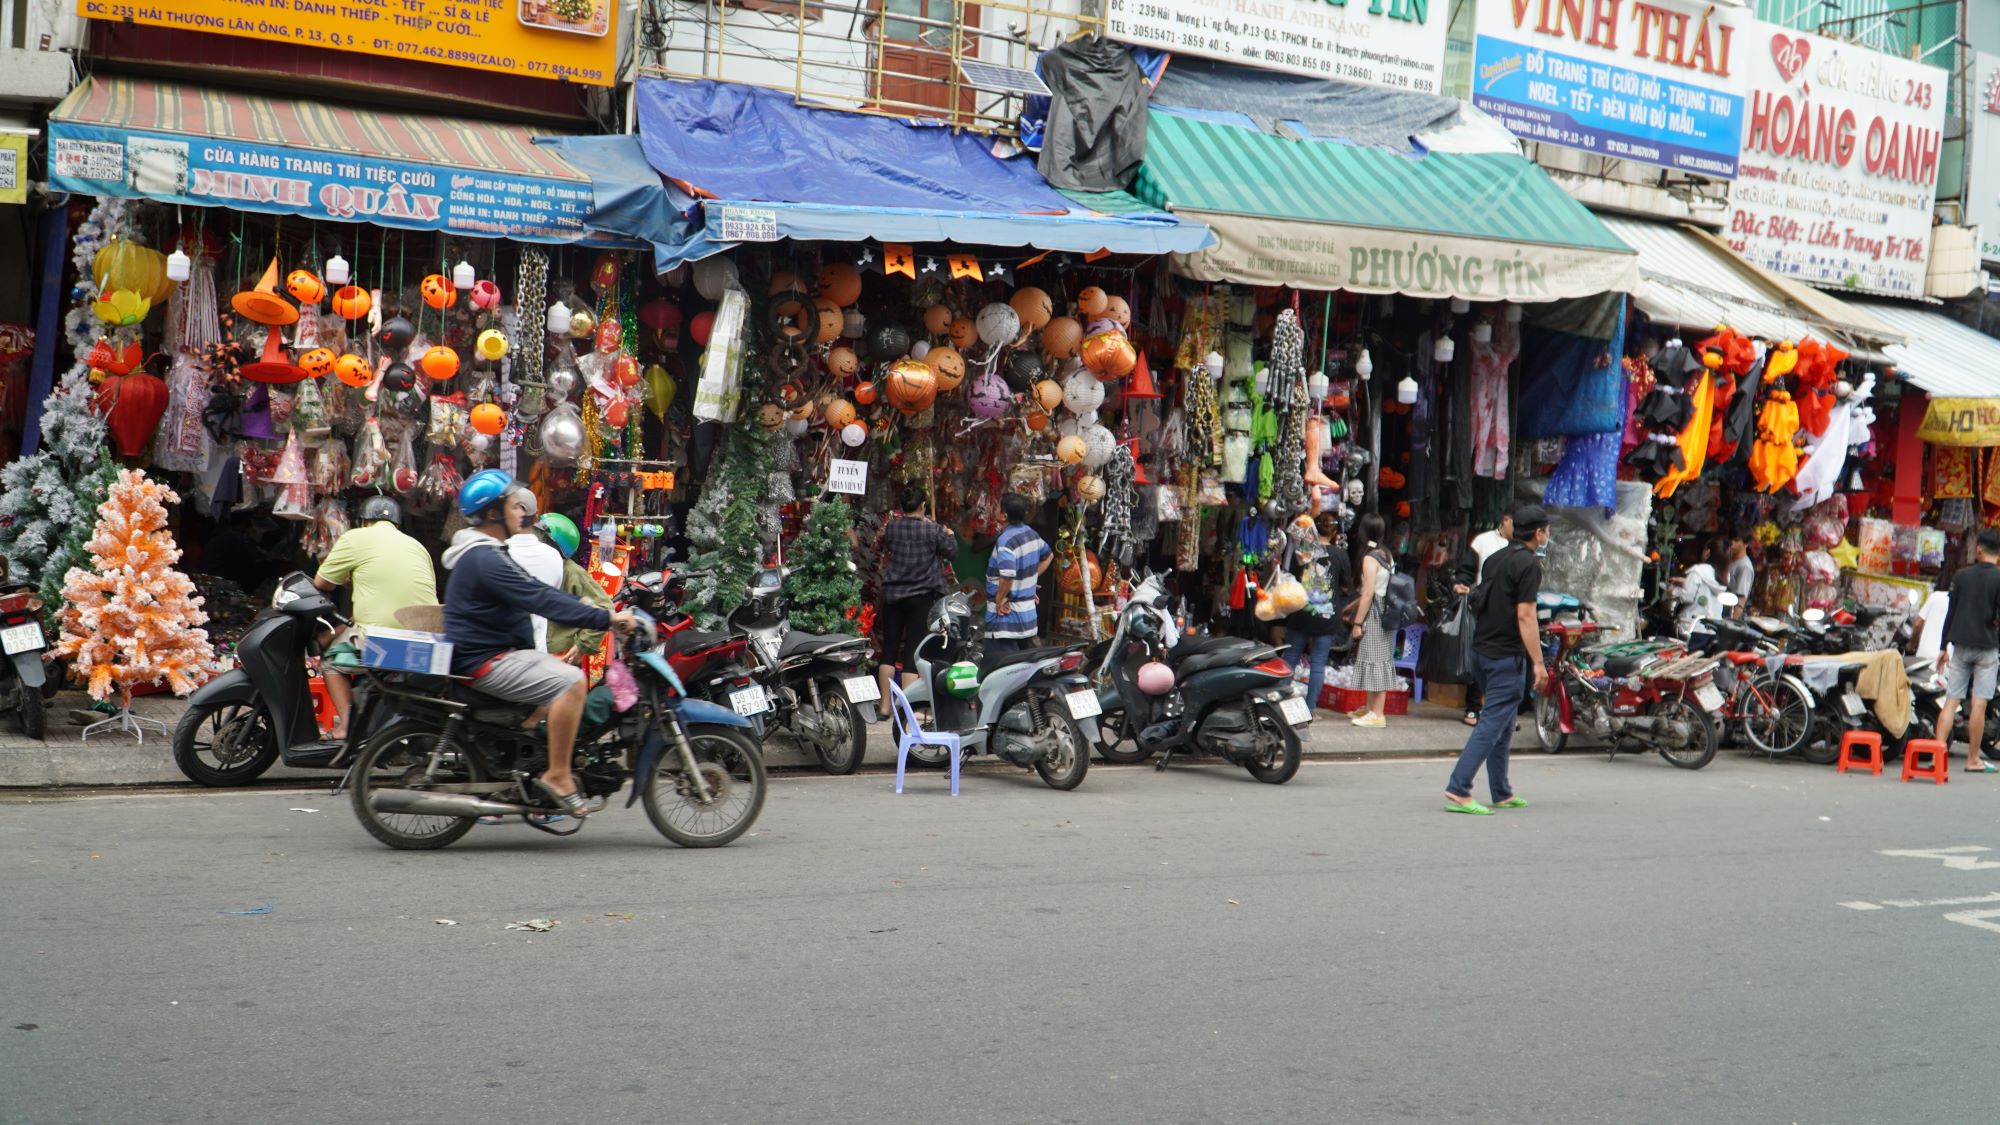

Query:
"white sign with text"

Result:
[[1971, 52, 2000, 265], [828, 458, 868, 496], [1106, 0, 1448, 94]]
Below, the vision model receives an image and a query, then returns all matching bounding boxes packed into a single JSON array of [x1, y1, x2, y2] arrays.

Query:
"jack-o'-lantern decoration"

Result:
[[925, 345, 966, 391], [298, 348, 337, 378], [1056, 434, 1087, 464], [470, 403, 507, 435], [1103, 295, 1131, 329], [421, 273, 456, 310], [854, 381, 879, 406], [382, 362, 416, 394], [1025, 409, 1051, 432], [1076, 286, 1108, 318], [1032, 379, 1064, 412], [948, 317, 977, 350], [1058, 550, 1105, 596], [1075, 474, 1107, 503], [1041, 316, 1082, 359], [330, 285, 372, 321], [817, 262, 863, 307], [827, 345, 859, 377], [334, 354, 373, 387], [420, 346, 460, 381], [923, 304, 953, 335], [757, 403, 785, 431], [1080, 330, 1137, 380], [814, 299, 844, 345], [1008, 287, 1053, 332], [285, 270, 325, 305], [824, 398, 858, 429], [884, 358, 937, 414]]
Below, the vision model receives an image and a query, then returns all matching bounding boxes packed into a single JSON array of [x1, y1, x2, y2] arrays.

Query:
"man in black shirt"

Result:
[[1934, 528, 2000, 774], [1445, 505, 1550, 814], [874, 486, 957, 718]]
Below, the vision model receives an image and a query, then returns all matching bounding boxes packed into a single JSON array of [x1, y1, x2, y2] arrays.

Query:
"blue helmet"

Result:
[[458, 469, 518, 519]]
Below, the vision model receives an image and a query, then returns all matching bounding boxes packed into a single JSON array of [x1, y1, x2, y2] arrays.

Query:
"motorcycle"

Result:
[[171, 571, 348, 785], [1089, 572, 1308, 784], [897, 592, 1096, 790], [726, 566, 877, 774], [342, 606, 766, 850], [1685, 595, 1822, 762], [1533, 596, 1721, 770], [620, 569, 770, 737], [0, 574, 49, 740]]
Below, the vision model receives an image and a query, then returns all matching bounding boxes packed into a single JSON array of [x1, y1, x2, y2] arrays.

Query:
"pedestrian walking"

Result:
[[1452, 512, 1513, 726], [1346, 513, 1398, 729], [1284, 514, 1351, 713], [1933, 527, 2000, 774], [874, 485, 957, 717], [1723, 534, 1755, 614], [984, 493, 1052, 657], [1444, 505, 1550, 814]]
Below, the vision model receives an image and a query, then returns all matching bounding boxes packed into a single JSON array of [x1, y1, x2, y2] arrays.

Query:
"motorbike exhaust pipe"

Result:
[[367, 789, 530, 818]]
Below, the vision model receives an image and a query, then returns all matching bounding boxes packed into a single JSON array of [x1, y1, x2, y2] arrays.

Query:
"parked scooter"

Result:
[[171, 571, 347, 785], [620, 569, 770, 739], [1533, 595, 1722, 769], [726, 565, 877, 774], [0, 568, 50, 740], [1089, 572, 1308, 783], [897, 593, 1096, 789]]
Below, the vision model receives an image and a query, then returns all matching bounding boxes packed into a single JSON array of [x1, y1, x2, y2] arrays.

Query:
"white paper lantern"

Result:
[[843, 309, 866, 339], [1355, 348, 1374, 381], [910, 340, 931, 361], [976, 302, 1021, 348], [841, 421, 868, 447], [1077, 474, 1107, 502], [1397, 375, 1419, 405], [663, 262, 690, 288], [323, 253, 350, 285], [693, 255, 739, 301], [1203, 351, 1225, 381], [1081, 423, 1117, 468], [1062, 368, 1105, 415], [452, 260, 476, 289], [546, 300, 573, 335], [1307, 370, 1329, 400], [165, 248, 192, 283], [1433, 336, 1456, 363], [785, 418, 809, 436], [1471, 322, 1493, 343]]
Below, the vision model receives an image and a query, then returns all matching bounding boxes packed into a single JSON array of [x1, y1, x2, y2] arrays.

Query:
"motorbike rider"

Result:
[[443, 471, 639, 817], [313, 495, 438, 740], [534, 513, 614, 665]]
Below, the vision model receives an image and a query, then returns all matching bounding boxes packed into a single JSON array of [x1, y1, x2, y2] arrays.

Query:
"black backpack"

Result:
[[1375, 551, 1422, 633]]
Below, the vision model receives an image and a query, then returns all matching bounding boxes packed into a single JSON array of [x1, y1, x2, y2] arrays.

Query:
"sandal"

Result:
[[532, 777, 602, 818], [1443, 800, 1493, 815], [1463, 712, 1480, 727], [1970, 760, 1998, 774], [1492, 797, 1528, 809]]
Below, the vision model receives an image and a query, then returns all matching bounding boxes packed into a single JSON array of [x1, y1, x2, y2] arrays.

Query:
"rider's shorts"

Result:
[[473, 649, 584, 707]]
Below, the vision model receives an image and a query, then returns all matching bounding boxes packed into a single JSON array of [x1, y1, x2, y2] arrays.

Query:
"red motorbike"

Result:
[[618, 570, 771, 730], [1531, 597, 1722, 771]]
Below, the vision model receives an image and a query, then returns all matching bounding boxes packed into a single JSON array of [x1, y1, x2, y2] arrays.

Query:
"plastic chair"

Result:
[[1836, 730, 1883, 775], [1902, 738, 1950, 785], [1393, 624, 1425, 702], [890, 681, 962, 796]]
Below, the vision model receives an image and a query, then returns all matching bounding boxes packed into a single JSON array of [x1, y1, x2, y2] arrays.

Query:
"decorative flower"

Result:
[[92, 289, 151, 326]]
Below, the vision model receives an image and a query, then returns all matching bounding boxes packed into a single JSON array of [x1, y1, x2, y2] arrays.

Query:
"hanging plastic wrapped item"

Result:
[[156, 352, 213, 473], [414, 453, 463, 513], [389, 428, 419, 494], [428, 397, 469, 448], [1523, 478, 1651, 637], [303, 497, 350, 559], [271, 432, 314, 521], [311, 437, 351, 494], [290, 375, 328, 443], [351, 418, 390, 489]]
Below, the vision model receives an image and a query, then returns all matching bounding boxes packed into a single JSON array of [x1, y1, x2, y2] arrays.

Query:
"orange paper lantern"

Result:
[[1042, 316, 1082, 358], [1076, 286, 1108, 318], [827, 345, 858, 377], [334, 354, 373, 387], [925, 345, 966, 391], [1009, 287, 1053, 331], [817, 262, 863, 306], [824, 398, 858, 429], [884, 358, 937, 414], [470, 403, 506, 435], [949, 318, 977, 350], [420, 346, 460, 381], [1080, 330, 1137, 379], [923, 304, 953, 335], [1032, 379, 1064, 412]]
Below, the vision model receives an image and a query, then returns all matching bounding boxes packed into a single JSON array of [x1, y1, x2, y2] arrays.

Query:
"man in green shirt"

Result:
[[313, 497, 438, 738]]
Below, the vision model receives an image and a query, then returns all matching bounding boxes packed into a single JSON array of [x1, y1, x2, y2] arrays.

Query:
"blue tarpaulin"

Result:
[[617, 78, 1209, 271]]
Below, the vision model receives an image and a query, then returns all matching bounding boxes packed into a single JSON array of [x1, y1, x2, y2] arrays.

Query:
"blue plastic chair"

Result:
[[890, 680, 962, 796], [1393, 624, 1425, 703]]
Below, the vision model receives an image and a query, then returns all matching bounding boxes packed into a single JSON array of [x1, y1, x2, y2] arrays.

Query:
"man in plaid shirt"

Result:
[[874, 485, 957, 717]]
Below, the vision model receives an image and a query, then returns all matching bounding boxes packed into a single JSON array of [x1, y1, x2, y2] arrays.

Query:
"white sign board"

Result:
[[1725, 25, 1947, 298], [718, 206, 779, 243], [1472, 0, 1748, 176], [1106, 0, 1448, 95], [827, 458, 868, 496], [1972, 53, 2000, 265]]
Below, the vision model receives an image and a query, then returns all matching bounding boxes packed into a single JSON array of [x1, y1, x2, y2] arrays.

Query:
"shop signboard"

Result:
[[74, 0, 617, 86], [827, 459, 868, 497], [0, 135, 25, 205], [1725, 26, 1946, 298], [47, 120, 594, 242], [1105, 0, 1448, 94], [1972, 52, 2000, 265], [1472, 0, 1747, 178]]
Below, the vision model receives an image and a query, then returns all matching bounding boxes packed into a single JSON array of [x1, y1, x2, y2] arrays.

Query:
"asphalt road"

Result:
[[6, 751, 2000, 1125]]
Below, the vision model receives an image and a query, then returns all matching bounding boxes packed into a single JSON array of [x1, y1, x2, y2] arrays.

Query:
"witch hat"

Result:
[[1125, 350, 1161, 399], [232, 257, 299, 327]]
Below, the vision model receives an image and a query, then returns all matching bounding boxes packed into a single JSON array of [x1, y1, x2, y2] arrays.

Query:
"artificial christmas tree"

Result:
[[682, 422, 782, 626], [54, 469, 218, 739], [787, 497, 862, 635], [0, 368, 120, 629]]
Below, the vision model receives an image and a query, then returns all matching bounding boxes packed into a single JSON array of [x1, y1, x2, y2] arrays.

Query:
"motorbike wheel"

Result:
[[172, 703, 279, 787], [1740, 676, 1814, 757], [347, 720, 483, 851], [1029, 689, 1090, 791], [809, 680, 867, 776], [1096, 715, 1157, 765], [1241, 704, 1302, 785], [1797, 715, 1844, 766], [891, 703, 949, 769], [16, 686, 46, 740], [1533, 693, 1568, 754], [643, 725, 767, 848], [1655, 696, 1718, 770]]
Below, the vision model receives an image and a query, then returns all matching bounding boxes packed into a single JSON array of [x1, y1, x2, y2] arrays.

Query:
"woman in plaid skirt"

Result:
[[1347, 513, 1398, 728]]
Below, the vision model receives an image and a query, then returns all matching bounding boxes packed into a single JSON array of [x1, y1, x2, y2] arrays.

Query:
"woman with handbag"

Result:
[[1284, 515, 1352, 713], [1347, 513, 1399, 729]]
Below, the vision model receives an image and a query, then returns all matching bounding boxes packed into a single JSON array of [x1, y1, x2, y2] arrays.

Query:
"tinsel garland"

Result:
[[1269, 308, 1308, 516], [576, 391, 600, 477], [621, 274, 643, 454]]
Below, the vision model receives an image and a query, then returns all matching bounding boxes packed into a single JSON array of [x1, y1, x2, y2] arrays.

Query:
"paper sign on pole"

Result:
[[0, 135, 25, 205], [828, 459, 868, 496]]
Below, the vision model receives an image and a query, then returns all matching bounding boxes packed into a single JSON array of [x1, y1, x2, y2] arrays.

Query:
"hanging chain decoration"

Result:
[[1099, 442, 1136, 568], [1269, 308, 1308, 516], [515, 249, 548, 386]]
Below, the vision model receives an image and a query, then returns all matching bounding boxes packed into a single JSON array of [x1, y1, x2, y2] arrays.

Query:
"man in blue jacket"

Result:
[[445, 471, 638, 817]]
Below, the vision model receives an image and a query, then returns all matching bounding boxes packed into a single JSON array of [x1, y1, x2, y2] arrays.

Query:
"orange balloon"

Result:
[[1042, 316, 1082, 359], [1077, 286, 1108, 318], [825, 398, 857, 429], [1009, 287, 1053, 332], [949, 317, 977, 350], [925, 345, 966, 391], [1104, 295, 1131, 329], [854, 381, 879, 406], [420, 346, 460, 380], [1032, 379, 1064, 412], [817, 262, 863, 306], [470, 403, 507, 435], [923, 304, 953, 335]]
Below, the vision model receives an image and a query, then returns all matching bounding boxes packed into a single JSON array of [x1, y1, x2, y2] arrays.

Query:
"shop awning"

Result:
[[625, 79, 1213, 271], [46, 76, 615, 244], [1133, 109, 1639, 302], [1846, 300, 2000, 445], [1598, 218, 1902, 348]]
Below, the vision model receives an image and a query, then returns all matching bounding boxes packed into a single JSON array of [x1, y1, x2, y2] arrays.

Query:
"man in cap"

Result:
[[1444, 505, 1550, 814], [313, 495, 437, 740]]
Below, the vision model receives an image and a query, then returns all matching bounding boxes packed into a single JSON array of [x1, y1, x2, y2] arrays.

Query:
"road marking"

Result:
[[1877, 846, 2000, 872], [1839, 892, 2000, 911], [1944, 908, 2000, 935], [1838, 901, 1885, 911]]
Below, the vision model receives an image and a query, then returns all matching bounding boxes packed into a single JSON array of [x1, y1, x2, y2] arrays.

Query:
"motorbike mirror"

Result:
[[1802, 608, 1826, 623]]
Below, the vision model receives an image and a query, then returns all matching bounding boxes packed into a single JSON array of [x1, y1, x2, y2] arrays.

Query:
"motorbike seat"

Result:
[[979, 644, 1072, 675], [1601, 654, 1647, 677], [778, 630, 864, 658], [1726, 652, 1765, 666], [1175, 645, 1281, 679], [663, 628, 730, 655]]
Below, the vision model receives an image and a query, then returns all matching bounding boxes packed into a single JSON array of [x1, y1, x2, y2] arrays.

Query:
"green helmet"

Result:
[[944, 660, 981, 699], [536, 513, 581, 559]]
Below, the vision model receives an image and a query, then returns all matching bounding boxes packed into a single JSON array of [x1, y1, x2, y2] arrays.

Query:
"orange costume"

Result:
[[1749, 391, 1802, 493], [1655, 372, 1714, 499]]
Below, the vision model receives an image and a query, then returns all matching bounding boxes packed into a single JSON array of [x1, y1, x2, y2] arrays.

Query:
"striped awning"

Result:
[[1851, 300, 2000, 400], [48, 76, 609, 244], [1134, 110, 1639, 302]]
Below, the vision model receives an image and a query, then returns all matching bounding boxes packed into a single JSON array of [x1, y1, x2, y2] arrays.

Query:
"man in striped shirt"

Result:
[[984, 493, 1053, 656]]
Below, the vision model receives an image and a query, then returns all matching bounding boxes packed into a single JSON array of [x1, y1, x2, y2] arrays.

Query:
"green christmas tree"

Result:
[[0, 368, 119, 629], [787, 497, 862, 635], [683, 421, 778, 627]]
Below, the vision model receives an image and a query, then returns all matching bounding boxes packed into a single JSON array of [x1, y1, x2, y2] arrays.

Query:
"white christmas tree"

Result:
[[0, 368, 118, 598]]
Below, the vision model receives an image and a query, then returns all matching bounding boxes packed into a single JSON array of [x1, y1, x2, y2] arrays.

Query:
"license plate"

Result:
[[1693, 682, 1724, 712], [0, 622, 44, 655], [1841, 692, 1866, 718], [730, 685, 771, 716], [1279, 695, 1313, 726], [1064, 690, 1102, 720], [841, 675, 880, 704]]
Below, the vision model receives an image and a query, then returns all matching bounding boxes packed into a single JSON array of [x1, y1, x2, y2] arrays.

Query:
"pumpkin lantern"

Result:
[[814, 299, 843, 345], [469, 279, 503, 310], [948, 317, 978, 350], [420, 274, 456, 310], [824, 398, 858, 429], [96, 369, 170, 458], [285, 270, 325, 304], [816, 261, 863, 306], [1080, 330, 1137, 380], [330, 285, 373, 321], [923, 304, 953, 336], [470, 403, 507, 435], [1041, 316, 1082, 359], [925, 345, 966, 391], [884, 358, 937, 414], [1009, 287, 1053, 332], [420, 346, 460, 381], [334, 354, 374, 388], [1076, 286, 1108, 319], [826, 345, 858, 377], [298, 348, 337, 378]]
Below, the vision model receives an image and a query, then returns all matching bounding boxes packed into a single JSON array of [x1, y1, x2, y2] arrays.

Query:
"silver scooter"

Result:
[[897, 593, 1098, 790]]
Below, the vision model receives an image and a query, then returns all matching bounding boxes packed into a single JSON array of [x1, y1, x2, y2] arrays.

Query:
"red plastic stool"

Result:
[[1902, 738, 1950, 785], [1837, 731, 1884, 775]]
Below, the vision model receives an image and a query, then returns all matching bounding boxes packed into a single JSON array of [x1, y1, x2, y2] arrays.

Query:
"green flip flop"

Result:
[[1492, 797, 1528, 809], [1444, 800, 1494, 815]]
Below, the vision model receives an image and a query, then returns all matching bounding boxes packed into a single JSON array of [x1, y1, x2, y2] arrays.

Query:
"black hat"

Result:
[[1512, 505, 1550, 537]]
